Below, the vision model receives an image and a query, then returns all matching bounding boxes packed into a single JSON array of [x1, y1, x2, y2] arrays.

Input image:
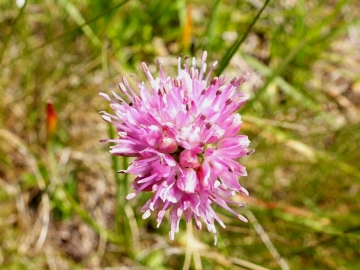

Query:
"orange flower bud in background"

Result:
[[46, 102, 57, 143], [181, 5, 192, 50]]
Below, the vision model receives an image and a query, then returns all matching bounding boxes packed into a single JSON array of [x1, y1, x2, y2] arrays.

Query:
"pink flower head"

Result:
[[100, 52, 253, 245]]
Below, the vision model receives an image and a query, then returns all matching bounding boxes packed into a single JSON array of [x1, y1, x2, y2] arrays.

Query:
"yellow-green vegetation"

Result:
[[1, 0, 360, 269]]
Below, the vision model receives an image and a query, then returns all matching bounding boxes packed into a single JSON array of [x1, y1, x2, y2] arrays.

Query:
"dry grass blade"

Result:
[[199, 250, 270, 270], [0, 129, 50, 253], [244, 209, 289, 270]]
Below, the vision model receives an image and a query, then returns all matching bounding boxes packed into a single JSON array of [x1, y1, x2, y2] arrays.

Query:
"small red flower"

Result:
[[46, 102, 57, 142]]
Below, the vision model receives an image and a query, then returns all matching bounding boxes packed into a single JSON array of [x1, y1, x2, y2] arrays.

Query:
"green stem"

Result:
[[109, 123, 130, 249]]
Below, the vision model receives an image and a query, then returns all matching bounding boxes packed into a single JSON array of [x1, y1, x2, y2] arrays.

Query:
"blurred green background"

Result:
[[1, 0, 360, 269]]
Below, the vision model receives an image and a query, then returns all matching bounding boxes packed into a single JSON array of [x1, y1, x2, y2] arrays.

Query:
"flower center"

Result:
[[158, 136, 178, 153], [179, 149, 200, 169]]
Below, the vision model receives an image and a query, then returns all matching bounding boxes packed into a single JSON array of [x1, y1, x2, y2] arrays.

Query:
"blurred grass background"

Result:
[[1, 0, 360, 269]]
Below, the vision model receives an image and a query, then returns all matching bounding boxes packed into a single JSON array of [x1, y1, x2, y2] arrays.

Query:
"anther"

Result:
[[190, 67, 195, 79], [219, 75, 226, 85], [126, 193, 136, 200], [225, 98, 233, 105], [164, 85, 169, 94], [246, 149, 255, 156], [239, 202, 248, 208], [141, 62, 149, 73], [202, 51, 207, 62], [210, 77, 218, 86], [230, 76, 239, 85], [122, 76, 130, 88], [174, 77, 181, 88], [118, 82, 127, 93], [118, 132, 127, 138], [208, 194, 217, 202]]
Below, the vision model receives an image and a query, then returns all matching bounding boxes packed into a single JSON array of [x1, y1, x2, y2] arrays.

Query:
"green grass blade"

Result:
[[241, 52, 337, 128], [241, 38, 308, 113], [58, 0, 102, 48], [216, 0, 270, 75], [0, 0, 28, 63], [203, 0, 222, 51]]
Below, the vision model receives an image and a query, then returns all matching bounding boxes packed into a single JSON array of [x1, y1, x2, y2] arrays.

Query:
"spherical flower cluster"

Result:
[[100, 52, 253, 244]]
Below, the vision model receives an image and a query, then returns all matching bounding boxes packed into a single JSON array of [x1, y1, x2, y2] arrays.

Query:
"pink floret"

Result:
[[100, 52, 253, 245]]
